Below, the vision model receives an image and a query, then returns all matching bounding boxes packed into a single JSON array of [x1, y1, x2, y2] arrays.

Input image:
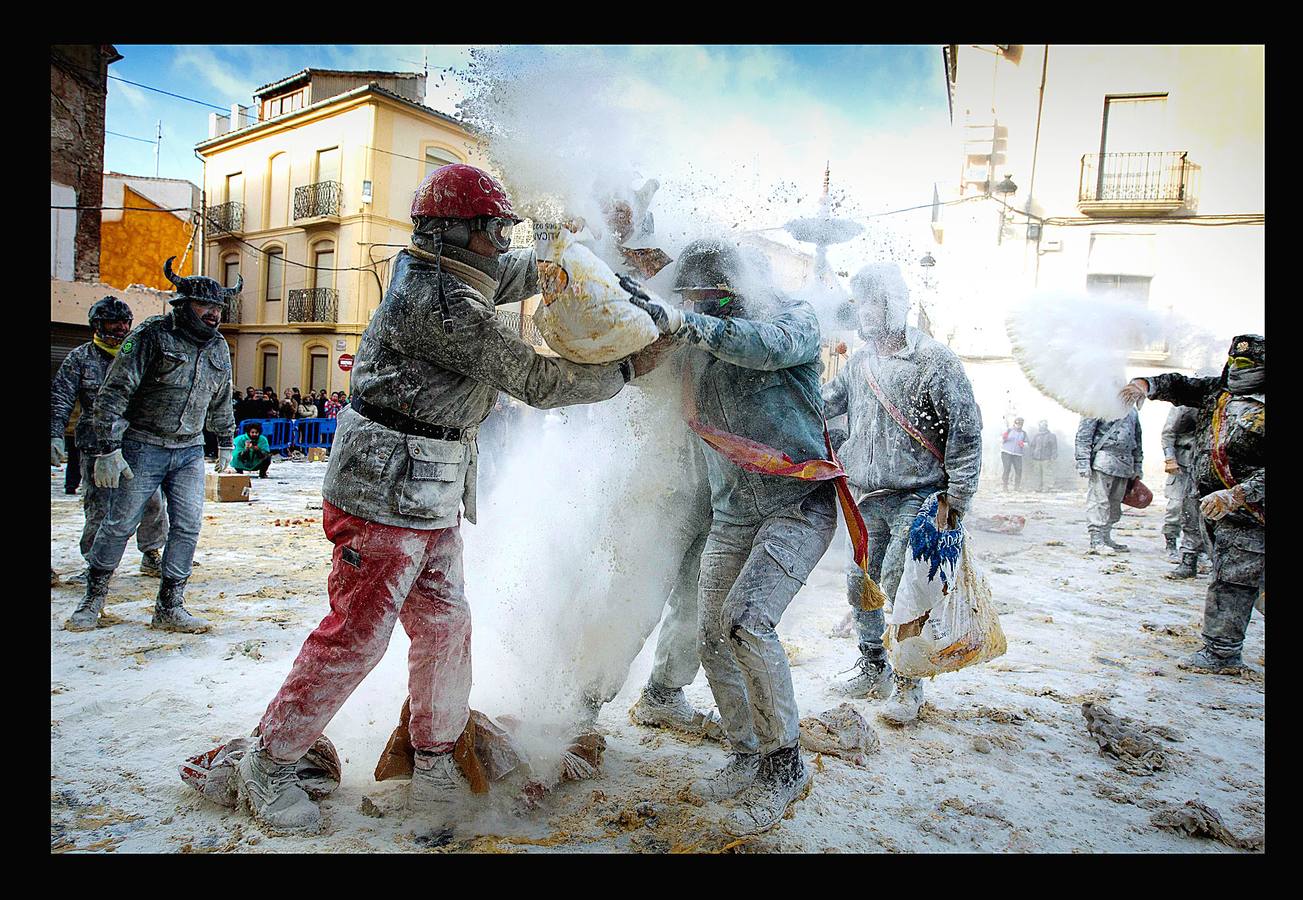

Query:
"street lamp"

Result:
[[994, 174, 1018, 245]]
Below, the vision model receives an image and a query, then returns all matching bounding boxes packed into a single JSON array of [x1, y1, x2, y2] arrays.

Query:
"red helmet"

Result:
[[411, 163, 522, 222]]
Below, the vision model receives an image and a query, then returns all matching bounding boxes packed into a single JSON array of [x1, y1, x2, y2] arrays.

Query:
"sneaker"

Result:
[[842, 652, 893, 700], [139, 549, 163, 578], [1178, 646, 1245, 675], [1087, 532, 1115, 556], [690, 752, 761, 801], [237, 747, 323, 834], [408, 750, 467, 824], [722, 747, 812, 836], [629, 684, 724, 741], [878, 673, 924, 726]]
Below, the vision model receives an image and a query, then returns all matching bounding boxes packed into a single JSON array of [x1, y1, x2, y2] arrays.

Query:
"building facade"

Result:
[[926, 44, 1264, 485], [100, 173, 200, 291], [196, 68, 546, 398]]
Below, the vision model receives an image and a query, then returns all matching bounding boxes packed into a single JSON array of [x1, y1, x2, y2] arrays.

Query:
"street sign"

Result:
[[338, 354, 355, 371]]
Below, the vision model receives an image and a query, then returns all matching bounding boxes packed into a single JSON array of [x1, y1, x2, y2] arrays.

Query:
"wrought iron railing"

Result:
[[287, 288, 339, 324], [294, 180, 341, 220], [221, 294, 242, 324], [495, 309, 545, 347], [206, 201, 244, 234], [1079, 152, 1191, 203]]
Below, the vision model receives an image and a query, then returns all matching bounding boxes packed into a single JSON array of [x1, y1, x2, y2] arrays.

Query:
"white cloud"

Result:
[[108, 78, 149, 112], [172, 46, 256, 103]]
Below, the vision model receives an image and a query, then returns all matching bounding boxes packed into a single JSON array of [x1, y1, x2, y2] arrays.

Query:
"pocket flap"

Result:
[[406, 436, 466, 481]]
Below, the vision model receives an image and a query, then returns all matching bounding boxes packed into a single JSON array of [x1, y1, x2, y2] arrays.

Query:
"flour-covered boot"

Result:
[[139, 549, 163, 577], [1166, 551, 1198, 580], [842, 647, 893, 700], [1165, 535, 1180, 562], [690, 752, 761, 801], [1087, 528, 1114, 556], [237, 745, 322, 834], [65, 567, 113, 632], [1178, 644, 1245, 675], [408, 750, 467, 826], [1102, 528, 1130, 553], [879, 673, 924, 725], [150, 577, 211, 633], [722, 746, 813, 836], [629, 684, 724, 741]]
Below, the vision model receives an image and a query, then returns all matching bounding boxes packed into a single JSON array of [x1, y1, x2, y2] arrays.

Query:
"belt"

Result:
[[350, 397, 465, 442]]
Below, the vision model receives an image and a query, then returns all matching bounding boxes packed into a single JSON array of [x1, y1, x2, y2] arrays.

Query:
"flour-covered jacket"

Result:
[[1075, 411, 1142, 478], [1162, 405, 1200, 470], [51, 341, 115, 450], [322, 246, 628, 530], [680, 297, 828, 526], [820, 327, 983, 513], [92, 314, 234, 452]]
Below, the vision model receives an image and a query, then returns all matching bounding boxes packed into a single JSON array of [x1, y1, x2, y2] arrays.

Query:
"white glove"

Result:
[[215, 447, 232, 473], [1119, 378, 1149, 407], [51, 437, 67, 466], [94, 449, 133, 489], [618, 274, 684, 335], [1199, 488, 1241, 521]]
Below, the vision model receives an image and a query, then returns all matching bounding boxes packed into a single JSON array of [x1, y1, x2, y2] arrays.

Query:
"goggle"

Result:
[[479, 217, 517, 252], [1227, 356, 1260, 370]]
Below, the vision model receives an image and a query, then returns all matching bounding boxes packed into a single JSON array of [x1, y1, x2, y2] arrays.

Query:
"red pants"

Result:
[[258, 501, 471, 763]]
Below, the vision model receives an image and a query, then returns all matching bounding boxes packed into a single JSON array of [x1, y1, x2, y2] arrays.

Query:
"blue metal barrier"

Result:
[[235, 417, 337, 455]]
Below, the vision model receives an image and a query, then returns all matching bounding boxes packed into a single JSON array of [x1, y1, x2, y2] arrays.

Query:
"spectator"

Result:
[[232, 422, 273, 478], [1000, 416, 1028, 491], [323, 392, 343, 418], [1026, 420, 1059, 492]]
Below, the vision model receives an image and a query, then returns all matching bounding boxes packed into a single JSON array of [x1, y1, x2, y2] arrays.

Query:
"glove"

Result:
[[1077, 465, 1090, 479], [51, 437, 67, 466], [216, 447, 232, 473], [94, 449, 133, 489], [618, 274, 684, 336], [1119, 378, 1149, 407], [1199, 488, 1242, 521], [1164, 458, 1180, 475]]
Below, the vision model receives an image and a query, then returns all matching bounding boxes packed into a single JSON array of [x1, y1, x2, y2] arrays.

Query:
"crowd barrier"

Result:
[[235, 417, 337, 455]]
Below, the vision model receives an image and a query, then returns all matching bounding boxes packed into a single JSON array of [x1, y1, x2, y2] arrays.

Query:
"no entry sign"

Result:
[[338, 354, 355, 371]]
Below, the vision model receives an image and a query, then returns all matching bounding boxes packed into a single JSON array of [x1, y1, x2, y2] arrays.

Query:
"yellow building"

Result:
[[100, 173, 199, 291], [195, 68, 546, 397]]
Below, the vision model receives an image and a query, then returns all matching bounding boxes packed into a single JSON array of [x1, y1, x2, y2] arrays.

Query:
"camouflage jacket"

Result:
[[92, 313, 234, 452], [1075, 411, 1142, 479], [1161, 405, 1200, 469], [1149, 373, 1264, 524], [50, 341, 114, 450], [821, 327, 983, 513], [321, 247, 630, 530]]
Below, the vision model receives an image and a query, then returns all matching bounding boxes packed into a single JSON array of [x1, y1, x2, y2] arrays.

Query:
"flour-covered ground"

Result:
[[50, 460, 1264, 853]]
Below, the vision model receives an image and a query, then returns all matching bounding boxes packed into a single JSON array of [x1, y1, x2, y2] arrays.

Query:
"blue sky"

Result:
[[104, 44, 949, 188]]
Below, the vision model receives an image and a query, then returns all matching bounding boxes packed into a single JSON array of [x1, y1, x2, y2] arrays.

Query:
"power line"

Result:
[[106, 129, 156, 144], [51, 205, 194, 213], [107, 73, 229, 112]]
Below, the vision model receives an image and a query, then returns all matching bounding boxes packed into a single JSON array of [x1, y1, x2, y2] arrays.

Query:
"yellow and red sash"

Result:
[[1210, 391, 1265, 525], [681, 370, 886, 610]]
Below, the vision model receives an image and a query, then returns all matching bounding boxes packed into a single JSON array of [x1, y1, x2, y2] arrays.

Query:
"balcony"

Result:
[[1078, 152, 1198, 216], [294, 180, 341, 226], [221, 293, 242, 325], [288, 288, 339, 327], [206, 201, 244, 236], [495, 309, 547, 348]]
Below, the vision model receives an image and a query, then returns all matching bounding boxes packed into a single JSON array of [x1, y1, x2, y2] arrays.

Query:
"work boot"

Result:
[[237, 746, 323, 834], [408, 750, 467, 824], [878, 673, 925, 726], [842, 648, 894, 700], [139, 549, 163, 578], [1165, 535, 1179, 562], [629, 683, 724, 741], [150, 577, 211, 633], [1087, 529, 1115, 556], [1102, 528, 1130, 552], [65, 568, 89, 585], [690, 752, 761, 801], [65, 567, 114, 632], [722, 746, 813, 836], [1178, 645, 1245, 675], [1166, 551, 1198, 580]]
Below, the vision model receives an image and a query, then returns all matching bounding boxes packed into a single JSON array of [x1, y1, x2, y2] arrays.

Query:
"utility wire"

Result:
[[106, 73, 229, 112], [52, 205, 195, 212], [106, 129, 157, 144]]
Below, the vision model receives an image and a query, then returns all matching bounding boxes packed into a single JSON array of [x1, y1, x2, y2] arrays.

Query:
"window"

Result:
[[312, 242, 335, 290], [309, 351, 329, 394], [1100, 94, 1168, 155], [225, 172, 243, 205], [268, 153, 290, 229], [261, 350, 279, 394], [51, 182, 76, 280], [265, 248, 284, 309], [424, 147, 461, 177], [1086, 274, 1151, 304], [264, 91, 304, 119], [222, 254, 240, 289], [316, 147, 340, 185]]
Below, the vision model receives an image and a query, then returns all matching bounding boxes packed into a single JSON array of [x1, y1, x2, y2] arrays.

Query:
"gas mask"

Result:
[[1225, 357, 1265, 394]]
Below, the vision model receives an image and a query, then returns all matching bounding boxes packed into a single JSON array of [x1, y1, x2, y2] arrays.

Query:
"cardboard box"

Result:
[[307, 448, 328, 463], [206, 472, 251, 503]]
